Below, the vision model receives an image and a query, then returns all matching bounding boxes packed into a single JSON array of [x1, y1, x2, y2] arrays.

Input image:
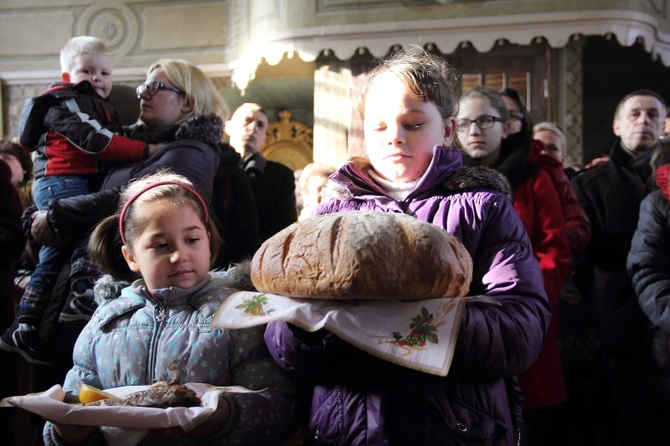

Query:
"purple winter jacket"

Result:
[[264, 146, 550, 445]]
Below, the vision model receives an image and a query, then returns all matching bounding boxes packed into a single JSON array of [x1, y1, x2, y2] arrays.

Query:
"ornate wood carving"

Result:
[[263, 109, 314, 171]]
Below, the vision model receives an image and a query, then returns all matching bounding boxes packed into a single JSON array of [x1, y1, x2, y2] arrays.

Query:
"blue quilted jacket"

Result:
[[44, 270, 301, 446]]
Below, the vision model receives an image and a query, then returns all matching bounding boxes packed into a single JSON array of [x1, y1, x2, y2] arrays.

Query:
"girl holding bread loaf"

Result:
[[264, 46, 553, 445], [43, 171, 301, 446]]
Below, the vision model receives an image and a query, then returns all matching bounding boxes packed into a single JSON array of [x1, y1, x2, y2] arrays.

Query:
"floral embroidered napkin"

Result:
[[211, 291, 491, 376]]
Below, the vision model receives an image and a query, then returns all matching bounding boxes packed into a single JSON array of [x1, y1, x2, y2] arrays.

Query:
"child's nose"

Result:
[[387, 125, 405, 145], [170, 248, 186, 263], [468, 123, 482, 135]]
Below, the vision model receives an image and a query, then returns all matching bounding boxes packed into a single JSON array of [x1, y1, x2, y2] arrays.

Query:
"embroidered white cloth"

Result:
[[211, 291, 491, 376]]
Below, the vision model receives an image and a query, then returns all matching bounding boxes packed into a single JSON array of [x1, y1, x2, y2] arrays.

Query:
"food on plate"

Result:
[[83, 360, 201, 408], [79, 384, 116, 404], [251, 211, 473, 300], [85, 380, 200, 408]]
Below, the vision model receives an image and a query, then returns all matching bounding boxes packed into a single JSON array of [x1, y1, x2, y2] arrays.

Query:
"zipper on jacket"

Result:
[[148, 303, 168, 381]]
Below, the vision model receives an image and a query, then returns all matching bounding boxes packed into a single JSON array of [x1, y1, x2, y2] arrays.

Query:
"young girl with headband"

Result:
[[43, 171, 301, 446]]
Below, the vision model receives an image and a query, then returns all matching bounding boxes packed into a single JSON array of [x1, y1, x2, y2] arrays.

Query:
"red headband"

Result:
[[118, 181, 209, 245]]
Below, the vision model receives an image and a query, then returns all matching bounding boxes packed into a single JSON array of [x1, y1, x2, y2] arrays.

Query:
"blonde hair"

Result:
[[60, 36, 110, 74], [533, 121, 567, 150], [145, 59, 229, 124], [298, 162, 335, 199]]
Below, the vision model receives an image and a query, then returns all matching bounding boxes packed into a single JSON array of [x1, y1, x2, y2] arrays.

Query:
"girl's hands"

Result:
[[52, 422, 95, 445], [161, 396, 230, 438]]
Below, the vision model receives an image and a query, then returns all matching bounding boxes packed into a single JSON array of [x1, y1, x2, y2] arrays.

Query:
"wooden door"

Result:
[[446, 41, 551, 125]]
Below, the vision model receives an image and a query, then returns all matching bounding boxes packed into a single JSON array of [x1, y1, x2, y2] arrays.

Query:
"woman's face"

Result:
[[502, 95, 524, 134], [363, 72, 454, 183], [139, 68, 192, 131], [0, 153, 25, 187], [457, 97, 507, 167]]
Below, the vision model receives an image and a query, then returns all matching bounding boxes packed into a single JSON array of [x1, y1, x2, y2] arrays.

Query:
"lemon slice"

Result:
[[79, 384, 116, 404]]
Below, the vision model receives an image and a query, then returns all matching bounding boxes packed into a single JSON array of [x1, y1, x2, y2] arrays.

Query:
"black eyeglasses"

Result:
[[136, 82, 184, 98], [456, 115, 506, 133]]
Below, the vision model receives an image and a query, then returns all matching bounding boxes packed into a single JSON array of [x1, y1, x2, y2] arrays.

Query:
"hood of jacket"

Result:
[[93, 260, 255, 305], [322, 145, 512, 202]]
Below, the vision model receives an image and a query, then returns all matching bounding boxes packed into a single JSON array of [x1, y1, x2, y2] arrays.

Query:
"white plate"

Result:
[[1, 383, 221, 429]]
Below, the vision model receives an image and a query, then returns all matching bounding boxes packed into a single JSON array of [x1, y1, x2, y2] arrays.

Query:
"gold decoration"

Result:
[[262, 110, 313, 171]]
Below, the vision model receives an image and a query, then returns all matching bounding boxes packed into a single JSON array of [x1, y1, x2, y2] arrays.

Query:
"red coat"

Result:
[[493, 132, 571, 409], [530, 139, 591, 254], [513, 167, 571, 409]]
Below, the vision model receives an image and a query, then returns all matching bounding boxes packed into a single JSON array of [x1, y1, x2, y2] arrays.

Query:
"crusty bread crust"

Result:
[[251, 211, 472, 300]]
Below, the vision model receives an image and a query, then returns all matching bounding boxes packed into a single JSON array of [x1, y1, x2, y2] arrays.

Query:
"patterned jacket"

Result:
[[43, 269, 302, 446]]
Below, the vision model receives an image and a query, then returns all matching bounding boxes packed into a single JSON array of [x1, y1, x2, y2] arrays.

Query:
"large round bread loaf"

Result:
[[251, 211, 472, 300]]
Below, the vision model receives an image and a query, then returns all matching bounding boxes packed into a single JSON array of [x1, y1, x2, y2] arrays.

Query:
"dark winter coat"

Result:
[[264, 146, 551, 445], [241, 152, 297, 244], [43, 114, 222, 241], [628, 189, 670, 332], [211, 144, 259, 268], [0, 160, 25, 332], [572, 140, 656, 355], [19, 81, 148, 179], [626, 185, 670, 382]]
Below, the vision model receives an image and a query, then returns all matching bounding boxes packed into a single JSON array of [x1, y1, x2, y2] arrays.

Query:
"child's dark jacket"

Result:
[[19, 81, 147, 179]]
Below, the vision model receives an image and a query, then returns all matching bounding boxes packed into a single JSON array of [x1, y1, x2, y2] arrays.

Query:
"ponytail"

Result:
[[88, 214, 139, 282]]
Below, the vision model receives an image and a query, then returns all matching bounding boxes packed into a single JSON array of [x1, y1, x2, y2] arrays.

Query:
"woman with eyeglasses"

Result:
[[501, 90, 596, 445], [457, 86, 571, 446], [499, 87, 532, 135], [501, 88, 592, 255], [30, 58, 226, 246]]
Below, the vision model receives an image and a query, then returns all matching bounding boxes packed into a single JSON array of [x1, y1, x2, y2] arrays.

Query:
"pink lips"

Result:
[[170, 270, 192, 278], [467, 140, 485, 148], [385, 153, 409, 161]]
